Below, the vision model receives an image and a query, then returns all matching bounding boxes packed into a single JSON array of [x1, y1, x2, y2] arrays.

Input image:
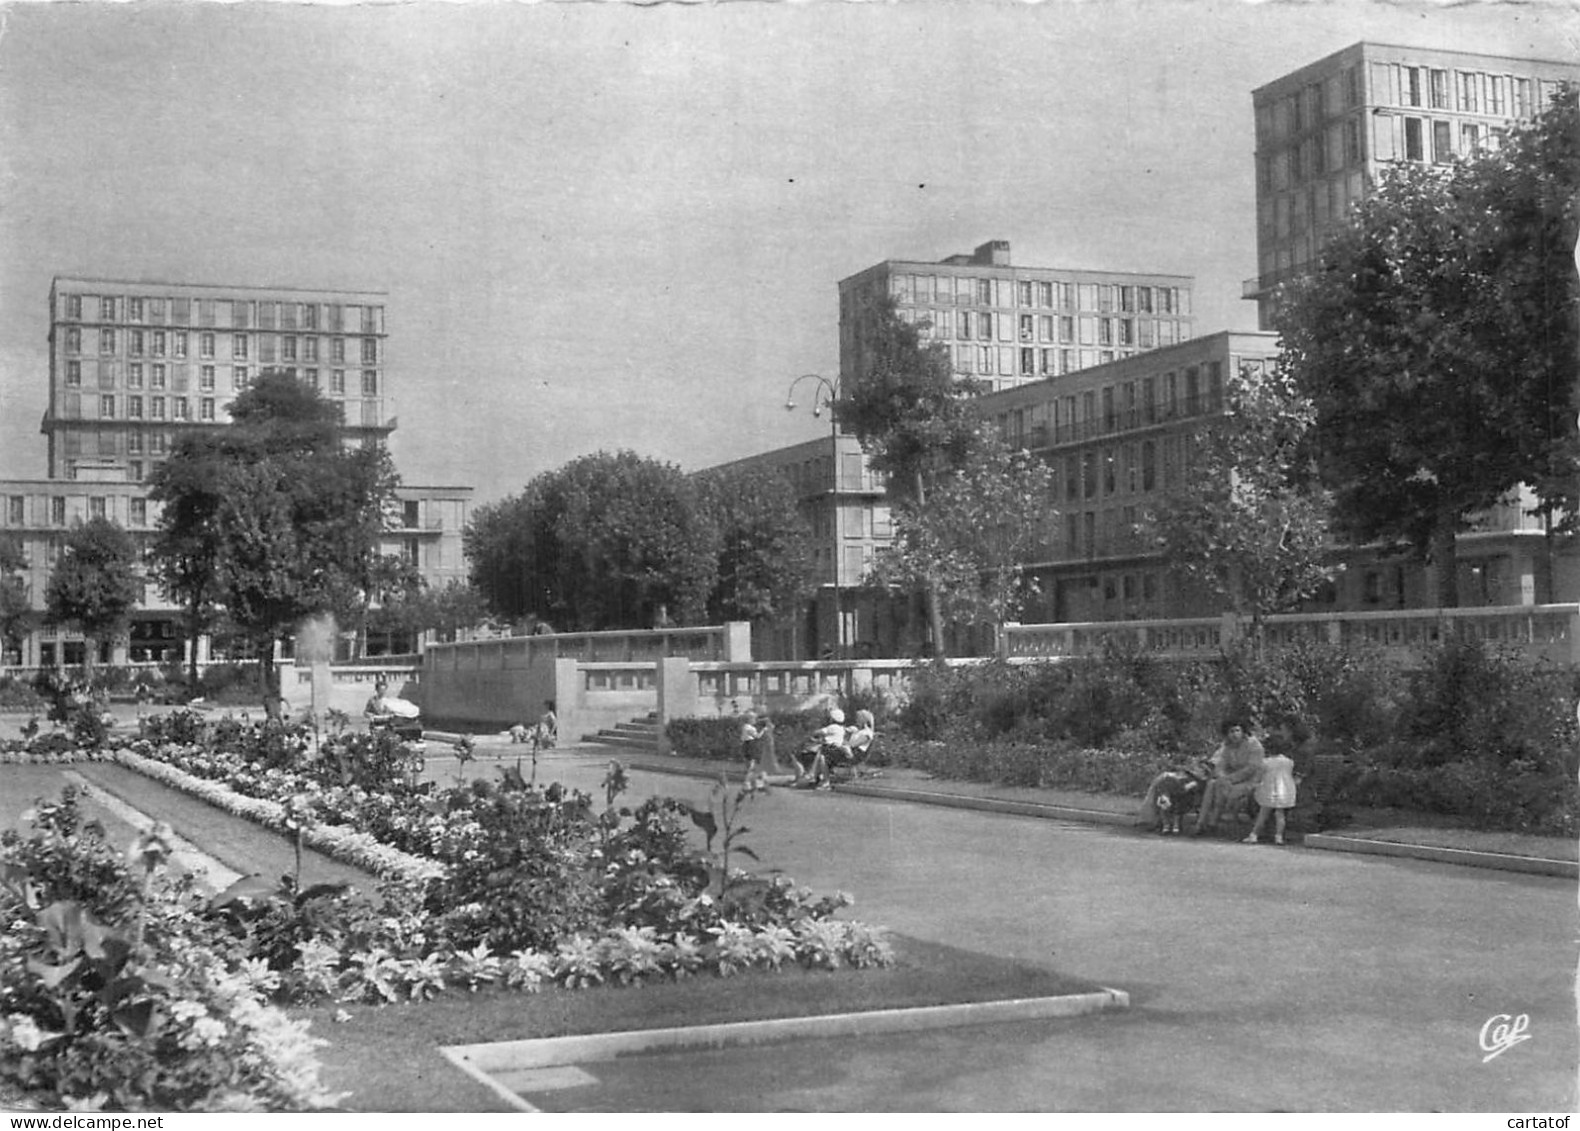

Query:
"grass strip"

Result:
[[69, 762, 382, 892], [300, 933, 1101, 1113], [1, 764, 145, 850]]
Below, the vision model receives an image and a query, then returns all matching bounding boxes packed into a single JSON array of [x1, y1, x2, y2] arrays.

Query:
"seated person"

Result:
[[844, 709, 876, 770], [1191, 718, 1266, 835], [796, 708, 851, 790], [363, 681, 391, 721]]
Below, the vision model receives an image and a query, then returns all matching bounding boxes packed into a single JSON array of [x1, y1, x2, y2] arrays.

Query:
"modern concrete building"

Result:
[[981, 331, 1280, 624], [702, 329, 1576, 655], [44, 277, 395, 483], [839, 241, 1195, 393], [1246, 42, 1580, 328], [0, 276, 472, 669]]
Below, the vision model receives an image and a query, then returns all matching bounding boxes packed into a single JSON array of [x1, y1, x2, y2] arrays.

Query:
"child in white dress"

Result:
[[1244, 748, 1298, 845]]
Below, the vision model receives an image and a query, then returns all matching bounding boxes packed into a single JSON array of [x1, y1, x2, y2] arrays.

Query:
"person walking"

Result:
[[1244, 746, 1298, 845]]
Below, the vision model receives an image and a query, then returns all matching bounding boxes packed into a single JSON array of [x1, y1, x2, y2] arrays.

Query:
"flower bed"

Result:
[[4, 717, 893, 1011], [1, 790, 341, 1111]]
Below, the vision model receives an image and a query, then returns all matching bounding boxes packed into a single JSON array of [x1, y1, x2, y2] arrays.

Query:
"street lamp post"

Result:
[[785, 373, 841, 659]]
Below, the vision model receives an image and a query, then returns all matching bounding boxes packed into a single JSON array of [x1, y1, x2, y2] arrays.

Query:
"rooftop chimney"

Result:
[[972, 240, 1011, 266]]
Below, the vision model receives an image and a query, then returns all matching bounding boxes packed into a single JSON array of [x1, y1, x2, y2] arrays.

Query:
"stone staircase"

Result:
[[582, 712, 662, 753]]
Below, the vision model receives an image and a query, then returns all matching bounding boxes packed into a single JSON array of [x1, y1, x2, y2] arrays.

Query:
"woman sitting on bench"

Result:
[[795, 708, 850, 790], [797, 708, 876, 789]]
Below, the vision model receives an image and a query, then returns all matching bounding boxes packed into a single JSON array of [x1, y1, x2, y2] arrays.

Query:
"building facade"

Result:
[[45, 277, 395, 483], [1, 277, 472, 669], [979, 331, 1280, 624], [701, 330, 1576, 656], [1247, 42, 1580, 328], [839, 241, 1195, 393]]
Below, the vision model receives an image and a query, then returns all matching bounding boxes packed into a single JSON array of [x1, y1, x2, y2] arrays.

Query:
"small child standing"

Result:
[[1245, 746, 1298, 845], [739, 711, 772, 790]]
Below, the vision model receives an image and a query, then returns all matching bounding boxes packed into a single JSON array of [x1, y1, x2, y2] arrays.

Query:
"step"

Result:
[[582, 732, 660, 751]]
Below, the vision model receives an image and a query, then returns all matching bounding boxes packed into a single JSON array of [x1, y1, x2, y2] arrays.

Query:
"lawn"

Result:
[[301, 934, 1102, 1113], [1, 760, 380, 892], [0, 764, 144, 850]]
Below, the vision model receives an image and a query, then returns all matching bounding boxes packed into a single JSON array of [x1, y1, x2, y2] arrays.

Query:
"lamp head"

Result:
[[783, 400, 796, 412]]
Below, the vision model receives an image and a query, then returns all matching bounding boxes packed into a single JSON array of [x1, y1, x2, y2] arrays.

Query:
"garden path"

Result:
[[476, 739, 1577, 1112]]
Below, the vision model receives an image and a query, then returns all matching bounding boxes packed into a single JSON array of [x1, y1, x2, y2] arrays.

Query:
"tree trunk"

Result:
[[915, 469, 946, 659], [186, 598, 203, 688], [261, 638, 282, 720], [1430, 511, 1460, 608]]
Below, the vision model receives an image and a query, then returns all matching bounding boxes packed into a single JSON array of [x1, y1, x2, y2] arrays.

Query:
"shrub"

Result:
[[0, 675, 46, 711], [0, 793, 339, 1111], [1399, 641, 1578, 772]]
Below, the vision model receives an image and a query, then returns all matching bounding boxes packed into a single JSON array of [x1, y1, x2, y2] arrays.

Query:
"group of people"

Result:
[[1140, 717, 1300, 844], [508, 700, 558, 749], [738, 706, 875, 791]]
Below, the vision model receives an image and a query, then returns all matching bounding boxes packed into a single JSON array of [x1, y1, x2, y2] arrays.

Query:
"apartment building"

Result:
[[1247, 42, 1580, 328], [45, 277, 396, 482], [0, 479, 471, 667], [839, 241, 1195, 393], [978, 331, 1279, 623], [0, 276, 472, 668]]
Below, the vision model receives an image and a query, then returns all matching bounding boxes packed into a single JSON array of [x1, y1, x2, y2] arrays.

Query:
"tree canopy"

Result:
[[147, 370, 398, 707], [694, 463, 816, 624], [467, 451, 719, 631], [835, 293, 999, 654], [1275, 86, 1579, 606], [869, 429, 1057, 646], [44, 517, 141, 671], [836, 295, 986, 501], [468, 452, 818, 633], [1149, 362, 1336, 643]]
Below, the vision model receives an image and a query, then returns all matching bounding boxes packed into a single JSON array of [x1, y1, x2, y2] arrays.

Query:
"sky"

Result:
[[1, 0, 1576, 509]]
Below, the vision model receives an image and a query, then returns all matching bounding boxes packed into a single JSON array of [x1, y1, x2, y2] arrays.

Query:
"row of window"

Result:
[[1383, 114, 1498, 165], [65, 363, 379, 397], [1376, 64, 1550, 119], [883, 276, 1189, 315], [904, 308, 1191, 349], [948, 329, 1197, 381], [63, 328, 379, 365], [998, 359, 1247, 448], [61, 294, 383, 334], [1258, 62, 1554, 144], [5, 494, 149, 527]]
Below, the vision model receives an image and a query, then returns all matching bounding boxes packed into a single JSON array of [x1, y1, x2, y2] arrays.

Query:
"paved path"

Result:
[[509, 743, 1577, 1111]]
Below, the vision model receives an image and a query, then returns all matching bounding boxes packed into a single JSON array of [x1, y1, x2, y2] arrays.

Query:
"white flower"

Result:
[[169, 999, 208, 1024], [5, 1013, 51, 1051], [191, 1016, 228, 1046]]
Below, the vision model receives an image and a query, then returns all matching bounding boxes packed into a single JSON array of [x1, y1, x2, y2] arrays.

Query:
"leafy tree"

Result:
[[869, 429, 1057, 648], [0, 536, 35, 665], [146, 371, 398, 714], [1276, 86, 1579, 606], [44, 517, 141, 674], [467, 451, 718, 631], [695, 463, 816, 624], [146, 434, 229, 685], [836, 294, 987, 654], [1149, 363, 1336, 650]]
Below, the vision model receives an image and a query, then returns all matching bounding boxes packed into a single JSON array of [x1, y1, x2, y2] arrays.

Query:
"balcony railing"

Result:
[[1003, 605, 1580, 664]]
